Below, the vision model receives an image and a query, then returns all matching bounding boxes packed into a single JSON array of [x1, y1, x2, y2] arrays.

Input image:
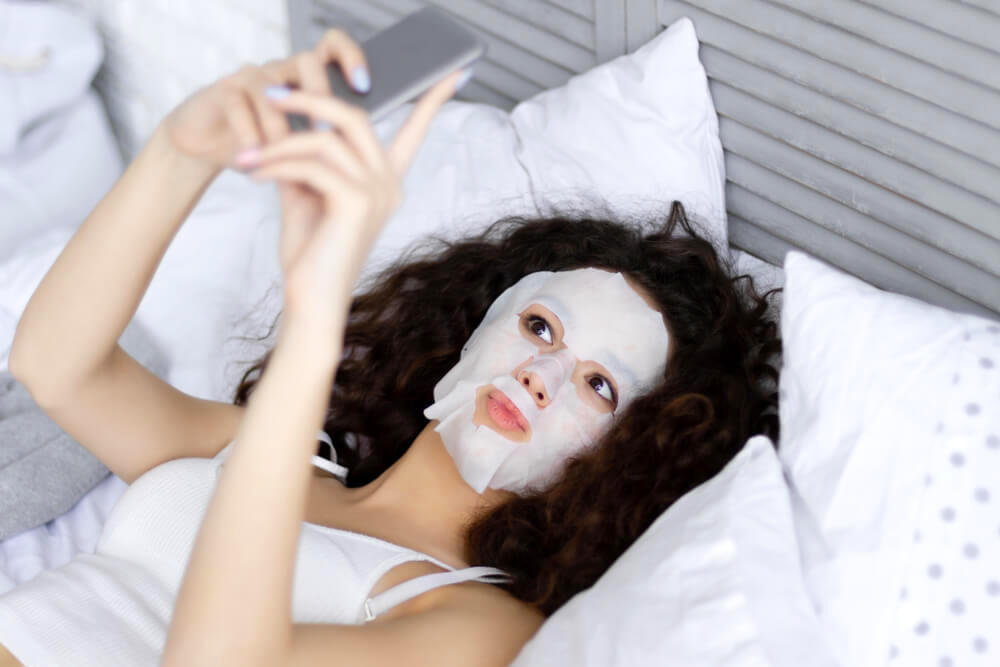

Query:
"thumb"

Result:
[[387, 69, 465, 174]]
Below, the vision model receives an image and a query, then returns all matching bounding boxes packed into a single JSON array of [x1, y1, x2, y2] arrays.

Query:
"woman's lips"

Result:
[[486, 390, 529, 433]]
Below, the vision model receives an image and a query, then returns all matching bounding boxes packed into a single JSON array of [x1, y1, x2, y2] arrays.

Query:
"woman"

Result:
[[0, 29, 780, 667]]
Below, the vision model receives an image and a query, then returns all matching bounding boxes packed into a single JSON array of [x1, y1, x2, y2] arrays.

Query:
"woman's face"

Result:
[[424, 268, 670, 494]]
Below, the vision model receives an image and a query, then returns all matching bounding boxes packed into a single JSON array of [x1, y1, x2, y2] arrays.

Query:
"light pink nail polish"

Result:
[[235, 148, 259, 166]]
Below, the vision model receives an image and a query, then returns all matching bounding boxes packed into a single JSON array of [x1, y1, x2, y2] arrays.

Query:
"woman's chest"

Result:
[[95, 459, 414, 624]]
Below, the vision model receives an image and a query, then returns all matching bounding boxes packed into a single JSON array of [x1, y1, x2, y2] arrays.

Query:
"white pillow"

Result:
[[512, 435, 838, 667], [139, 16, 727, 402], [0, 2, 123, 263], [361, 16, 727, 280], [778, 250, 1000, 667]]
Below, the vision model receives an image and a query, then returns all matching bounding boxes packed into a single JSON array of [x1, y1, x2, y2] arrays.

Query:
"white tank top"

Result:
[[0, 437, 509, 666]]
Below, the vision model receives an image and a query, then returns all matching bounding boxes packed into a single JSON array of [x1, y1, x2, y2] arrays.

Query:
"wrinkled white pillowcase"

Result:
[[778, 251, 1000, 667], [512, 435, 838, 667]]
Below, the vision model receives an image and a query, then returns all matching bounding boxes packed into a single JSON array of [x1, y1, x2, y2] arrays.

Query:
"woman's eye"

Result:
[[526, 316, 553, 344], [588, 375, 617, 405]]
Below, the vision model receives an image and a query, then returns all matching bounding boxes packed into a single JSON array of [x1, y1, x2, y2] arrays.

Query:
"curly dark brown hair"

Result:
[[233, 201, 782, 617]]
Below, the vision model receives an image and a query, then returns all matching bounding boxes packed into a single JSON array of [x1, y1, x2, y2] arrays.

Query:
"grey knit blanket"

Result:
[[0, 320, 168, 539]]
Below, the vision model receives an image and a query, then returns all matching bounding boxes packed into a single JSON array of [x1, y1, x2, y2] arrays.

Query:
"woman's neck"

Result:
[[331, 422, 513, 568]]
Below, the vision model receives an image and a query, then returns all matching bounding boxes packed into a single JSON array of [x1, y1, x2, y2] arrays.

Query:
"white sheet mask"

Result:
[[424, 268, 670, 494]]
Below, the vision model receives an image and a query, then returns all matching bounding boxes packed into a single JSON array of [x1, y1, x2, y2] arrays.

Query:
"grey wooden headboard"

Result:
[[289, 0, 1000, 320]]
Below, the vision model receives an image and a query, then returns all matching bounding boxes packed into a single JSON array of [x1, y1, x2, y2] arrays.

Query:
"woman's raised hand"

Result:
[[162, 28, 464, 337], [161, 29, 373, 169], [238, 35, 462, 335], [246, 72, 460, 327]]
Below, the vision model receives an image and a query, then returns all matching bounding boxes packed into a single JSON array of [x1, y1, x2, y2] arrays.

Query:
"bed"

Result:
[[1, 1, 998, 665]]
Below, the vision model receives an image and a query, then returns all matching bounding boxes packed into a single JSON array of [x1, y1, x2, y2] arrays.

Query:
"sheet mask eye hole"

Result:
[[525, 315, 553, 345], [588, 375, 617, 405]]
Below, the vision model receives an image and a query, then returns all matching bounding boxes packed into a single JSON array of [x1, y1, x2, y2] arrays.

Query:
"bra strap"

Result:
[[363, 566, 511, 622]]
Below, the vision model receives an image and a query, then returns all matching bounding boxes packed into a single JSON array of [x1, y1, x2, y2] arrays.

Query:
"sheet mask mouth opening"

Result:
[[487, 390, 528, 433]]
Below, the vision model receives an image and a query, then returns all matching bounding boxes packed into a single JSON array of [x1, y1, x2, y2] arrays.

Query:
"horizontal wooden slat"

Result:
[[768, 0, 1000, 91], [656, 1, 1000, 170], [860, 0, 1000, 56], [453, 77, 518, 109], [466, 58, 544, 102], [710, 82, 1000, 240], [545, 0, 594, 22], [594, 0, 626, 60], [655, 0, 1000, 319], [424, 0, 596, 71], [320, 0, 395, 34], [957, 0, 1000, 18], [666, 0, 1000, 131], [725, 153, 1000, 310], [626, 0, 660, 52], [480, 0, 595, 50], [728, 214, 799, 271], [701, 45, 1000, 207], [718, 120, 1000, 278], [726, 188, 998, 320]]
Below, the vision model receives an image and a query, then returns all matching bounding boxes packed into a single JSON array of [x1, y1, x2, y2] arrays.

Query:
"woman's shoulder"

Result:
[[437, 575, 544, 629], [371, 561, 545, 661]]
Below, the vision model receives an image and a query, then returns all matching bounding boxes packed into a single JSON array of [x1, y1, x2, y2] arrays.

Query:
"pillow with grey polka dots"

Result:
[[777, 251, 1000, 667]]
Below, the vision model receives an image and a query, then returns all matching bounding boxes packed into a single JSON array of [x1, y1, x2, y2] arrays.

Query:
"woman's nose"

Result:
[[515, 349, 575, 408], [517, 369, 551, 407]]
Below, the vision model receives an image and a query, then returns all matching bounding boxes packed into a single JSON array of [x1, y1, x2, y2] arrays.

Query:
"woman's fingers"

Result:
[[220, 86, 264, 151], [235, 65, 290, 145], [388, 69, 464, 174], [249, 130, 366, 181], [291, 29, 372, 132], [251, 159, 352, 207], [311, 28, 371, 94], [251, 155, 399, 225], [293, 50, 333, 97], [208, 29, 370, 160], [265, 91, 386, 172]]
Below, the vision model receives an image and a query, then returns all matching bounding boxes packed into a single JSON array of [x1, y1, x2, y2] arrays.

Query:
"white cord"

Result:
[[313, 430, 348, 482], [311, 455, 349, 482]]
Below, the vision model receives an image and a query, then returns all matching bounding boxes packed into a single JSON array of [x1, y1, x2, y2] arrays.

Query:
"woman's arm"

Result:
[[163, 316, 342, 665], [8, 124, 219, 399], [162, 54, 469, 665], [5, 126, 249, 483], [7, 55, 330, 481]]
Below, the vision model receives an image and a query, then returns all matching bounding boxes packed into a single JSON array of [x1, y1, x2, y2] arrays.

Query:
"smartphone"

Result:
[[286, 6, 487, 131]]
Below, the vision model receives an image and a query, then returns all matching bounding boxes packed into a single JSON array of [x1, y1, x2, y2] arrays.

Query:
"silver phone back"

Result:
[[286, 6, 486, 130]]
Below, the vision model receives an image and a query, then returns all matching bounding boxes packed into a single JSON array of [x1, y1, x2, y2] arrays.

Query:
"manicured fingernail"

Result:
[[234, 147, 260, 166], [264, 85, 291, 99], [351, 65, 370, 93], [455, 69, 473, 91]]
